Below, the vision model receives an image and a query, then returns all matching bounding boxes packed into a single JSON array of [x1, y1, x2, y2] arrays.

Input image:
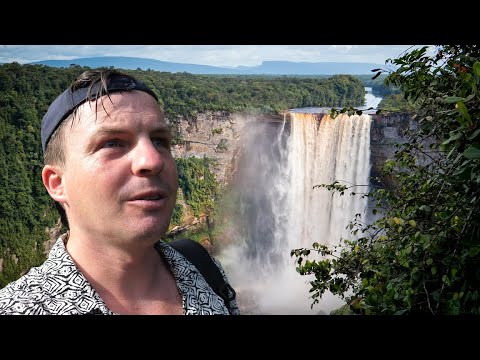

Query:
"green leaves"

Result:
[[468, 128, 480, 141], [455, 101, 472, 126], [473, 62, 480, 76], [443, 96, 466, 103], [463, 144, 480, 159], [442, 130, 463, 146], [294, 45, 480, 315]]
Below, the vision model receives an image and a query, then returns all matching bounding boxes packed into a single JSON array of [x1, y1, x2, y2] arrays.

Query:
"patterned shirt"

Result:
[[0, 235, 240, 315]]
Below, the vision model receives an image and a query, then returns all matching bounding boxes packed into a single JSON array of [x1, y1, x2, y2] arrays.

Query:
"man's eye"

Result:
[[153, 138, 170, 148], [102, 139, 122, 148]]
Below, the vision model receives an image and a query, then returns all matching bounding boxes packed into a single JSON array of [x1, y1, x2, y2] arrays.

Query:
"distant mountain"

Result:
[[28, 56, 384, 75], [29, 56, 232, 74], [244, 61, 383, 75]]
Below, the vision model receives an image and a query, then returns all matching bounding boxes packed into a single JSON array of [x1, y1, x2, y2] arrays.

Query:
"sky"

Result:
[[0, 45, 431, 68]]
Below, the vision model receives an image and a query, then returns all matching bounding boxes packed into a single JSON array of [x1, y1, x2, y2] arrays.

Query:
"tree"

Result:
[[292, 45, 480, 314]]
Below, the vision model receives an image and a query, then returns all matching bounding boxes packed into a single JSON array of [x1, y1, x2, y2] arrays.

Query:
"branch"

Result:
[[423, 279, 435, 315]]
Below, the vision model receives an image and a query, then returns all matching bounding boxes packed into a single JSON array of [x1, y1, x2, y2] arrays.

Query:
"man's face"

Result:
[[59, 90, 178, 245]]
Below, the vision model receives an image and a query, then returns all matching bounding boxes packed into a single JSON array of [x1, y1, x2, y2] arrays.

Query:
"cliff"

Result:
[[370, 112, 416, 187], [170, 111, 284, 188], [171, 110, 415, 192]]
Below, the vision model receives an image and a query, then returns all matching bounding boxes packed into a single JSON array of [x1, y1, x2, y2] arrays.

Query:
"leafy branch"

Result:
[[292, 45, 480, 315]]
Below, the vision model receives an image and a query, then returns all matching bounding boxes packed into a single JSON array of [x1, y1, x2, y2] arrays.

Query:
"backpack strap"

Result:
[[169, 238, 236, 314]]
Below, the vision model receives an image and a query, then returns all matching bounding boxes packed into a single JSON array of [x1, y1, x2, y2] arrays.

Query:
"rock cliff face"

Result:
[[170, 111, 283, 188], [170, 111, 243, 188], [170, 111, 415, 190], [370, 113, 416, 187], [165, 110, 417, 245]]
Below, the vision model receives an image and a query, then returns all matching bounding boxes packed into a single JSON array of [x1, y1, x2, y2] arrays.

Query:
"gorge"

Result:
[[170, 90, 414, 314]]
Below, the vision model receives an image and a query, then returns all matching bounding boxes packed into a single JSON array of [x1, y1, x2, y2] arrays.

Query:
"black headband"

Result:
[[41, 75, 158, 153]]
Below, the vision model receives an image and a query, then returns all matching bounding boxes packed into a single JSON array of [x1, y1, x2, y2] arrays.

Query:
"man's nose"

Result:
[[131, 139, 165, 176]]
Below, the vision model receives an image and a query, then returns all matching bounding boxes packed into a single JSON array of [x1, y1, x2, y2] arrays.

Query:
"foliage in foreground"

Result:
[[292, 45, 480, 314]]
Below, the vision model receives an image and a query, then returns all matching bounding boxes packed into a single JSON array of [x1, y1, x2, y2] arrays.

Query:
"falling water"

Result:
[[220, 112, 372, 314]]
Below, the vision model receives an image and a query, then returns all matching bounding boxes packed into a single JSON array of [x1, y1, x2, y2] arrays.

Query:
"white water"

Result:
[[220, 112, 372, 314], [361, 87, 382, 110], [290, 87, 383, 114]]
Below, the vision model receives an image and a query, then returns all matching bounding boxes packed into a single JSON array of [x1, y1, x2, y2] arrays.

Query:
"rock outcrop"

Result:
[[170, 111, 283, 188]]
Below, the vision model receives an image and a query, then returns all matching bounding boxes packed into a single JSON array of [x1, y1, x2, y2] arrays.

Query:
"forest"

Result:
[[3, 45, 478, 315], [0, 63, 365, 287]]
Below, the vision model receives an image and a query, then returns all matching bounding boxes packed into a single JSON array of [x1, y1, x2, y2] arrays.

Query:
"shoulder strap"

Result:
[[169, 238, 236, 313]]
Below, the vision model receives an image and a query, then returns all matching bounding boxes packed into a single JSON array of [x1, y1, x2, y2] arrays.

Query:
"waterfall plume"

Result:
[[220, 112, 372, 314]]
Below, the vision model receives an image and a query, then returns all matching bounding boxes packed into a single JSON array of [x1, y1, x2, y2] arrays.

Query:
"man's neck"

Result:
[[64, 231, 183, 314]]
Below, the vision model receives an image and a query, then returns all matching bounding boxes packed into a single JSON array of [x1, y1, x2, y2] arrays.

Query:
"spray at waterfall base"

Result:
[[218, 111, 372, 314]]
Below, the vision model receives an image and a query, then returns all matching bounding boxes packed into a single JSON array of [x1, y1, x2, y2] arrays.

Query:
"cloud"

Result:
[[330, 45, 354, 52], [0, 45, 423, 67]]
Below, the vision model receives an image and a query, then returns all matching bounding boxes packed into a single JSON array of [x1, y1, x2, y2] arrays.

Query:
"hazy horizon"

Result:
[[0, 45, 431, 68]]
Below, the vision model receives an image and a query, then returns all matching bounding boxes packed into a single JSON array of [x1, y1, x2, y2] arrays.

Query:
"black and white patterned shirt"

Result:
[[0, 235, 240, 315]]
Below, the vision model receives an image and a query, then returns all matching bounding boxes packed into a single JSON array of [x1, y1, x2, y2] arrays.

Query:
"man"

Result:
[[0, 69, 239, 315]]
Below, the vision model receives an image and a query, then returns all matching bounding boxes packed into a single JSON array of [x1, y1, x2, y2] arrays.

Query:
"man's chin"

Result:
[[129, 221, 170, 241]]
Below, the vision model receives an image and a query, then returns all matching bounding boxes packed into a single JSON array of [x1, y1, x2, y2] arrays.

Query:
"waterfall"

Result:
[[219, 112, 372, 314]]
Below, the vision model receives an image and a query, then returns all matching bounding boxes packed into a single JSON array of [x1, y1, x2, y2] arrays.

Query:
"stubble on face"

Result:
[[60, 91, 179, 246]]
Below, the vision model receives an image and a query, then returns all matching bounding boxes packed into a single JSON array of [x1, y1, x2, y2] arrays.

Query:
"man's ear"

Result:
[[42, 164, 67, 204]]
